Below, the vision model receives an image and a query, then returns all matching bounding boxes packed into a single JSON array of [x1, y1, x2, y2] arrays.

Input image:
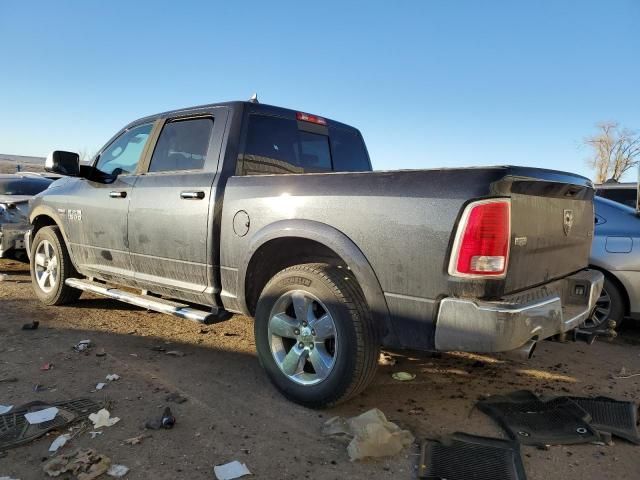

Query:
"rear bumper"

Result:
[[434, 269, 604, 352], [0, 223, 30, 258]]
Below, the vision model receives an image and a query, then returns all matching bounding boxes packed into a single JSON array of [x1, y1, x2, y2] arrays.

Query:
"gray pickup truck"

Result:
[[28, 100, 603, 407]]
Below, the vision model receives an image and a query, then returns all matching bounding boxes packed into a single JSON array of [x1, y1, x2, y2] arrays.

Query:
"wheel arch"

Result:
[[30, 207, 80, 271], [239, 219, 394, 343]]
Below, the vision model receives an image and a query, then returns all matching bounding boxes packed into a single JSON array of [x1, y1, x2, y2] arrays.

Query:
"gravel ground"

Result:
[[1, 258, 639, 479]]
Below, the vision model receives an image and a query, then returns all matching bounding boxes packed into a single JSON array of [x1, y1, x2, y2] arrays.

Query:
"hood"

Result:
[[0, 194, 32, 205]]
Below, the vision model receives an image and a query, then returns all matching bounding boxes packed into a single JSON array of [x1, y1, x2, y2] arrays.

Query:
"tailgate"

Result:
[[505, 174, 594, 293]]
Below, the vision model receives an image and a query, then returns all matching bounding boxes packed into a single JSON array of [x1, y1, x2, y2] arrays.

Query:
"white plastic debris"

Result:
[[378, 352, 396, 366], [106, 374, 120, 381], [89, 431, 103, 439], [214, 461, 252, 480], [89, 409, 120, 428], [0, 476, 20, 480], [96, 383, 106, 390], [0, 273, 8, 281], [73, 340, 92, 352], [0, 405, 13, 414], [107, 464, 129, 477], [49, 434, 70, 452], [25, 407, 59, 425], [322, 408, 414, 461]]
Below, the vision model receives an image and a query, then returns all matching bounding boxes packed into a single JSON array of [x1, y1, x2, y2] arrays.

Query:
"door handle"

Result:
[[109, 191, 127, 198], [180, 191, 205, 200]]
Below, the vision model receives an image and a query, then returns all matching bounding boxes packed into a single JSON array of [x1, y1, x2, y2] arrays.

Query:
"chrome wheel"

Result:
[[268, 290, 338, 386], [584, 287, 612, 329], [34, 240, 58, 293]]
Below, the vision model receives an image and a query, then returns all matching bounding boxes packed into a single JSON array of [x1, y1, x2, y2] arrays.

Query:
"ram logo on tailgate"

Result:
[[563, 209, 574, 236]]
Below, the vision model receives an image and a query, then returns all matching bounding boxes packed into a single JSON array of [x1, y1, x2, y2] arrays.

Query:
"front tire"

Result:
[[30, 226, 82, 305], [254, 263, 379, 408]]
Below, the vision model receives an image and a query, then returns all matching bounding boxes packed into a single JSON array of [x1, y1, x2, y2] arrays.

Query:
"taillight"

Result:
[[296, 111, 327, 126], [448, 199, 511, 277]]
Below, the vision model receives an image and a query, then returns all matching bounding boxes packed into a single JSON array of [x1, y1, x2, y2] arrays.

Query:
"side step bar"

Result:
[[65, 278, 224, 324]]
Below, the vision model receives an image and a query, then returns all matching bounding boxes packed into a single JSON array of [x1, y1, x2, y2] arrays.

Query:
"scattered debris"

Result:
[[378, 352, 396, 366], [419, 433, 526, 480], [0, 273, 8, 281], [213, 460, 252, 480], [150, 345, 166, 352], [199, 328, 209, 334], [165, 392, 187, 404], [89, 431, 103, 439], [166, 350, 185, 357], [391, 372, 415, 381], [25, 407, 59, 425], [222, 332, 239, 337], [145, 407, 175, 430], [105, 374, 120, 382], [106, 464, 129, 478], [95, 383, 106, 391], [95, 348, 106, 357], [73, 340, 92, 353], [0, 405, 12, 415], [123, 434, 149, 445], [0, 399, 99, 451], [21, 320, 39, 330], [0, 476, 20, 480], [41, 363, 53, 371], [322, 408, 414, 461], [0, 376, 18, 383], [43, 448, 111, 479], [89, 409, 120, 429], [49, 434, 71, 452], [611, 367, 640, 379]]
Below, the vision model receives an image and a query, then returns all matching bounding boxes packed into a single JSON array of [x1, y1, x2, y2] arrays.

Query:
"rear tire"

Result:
[[30, 226, 82, 305], [254, 263, 379, 408], [582, 277, 624, 331]]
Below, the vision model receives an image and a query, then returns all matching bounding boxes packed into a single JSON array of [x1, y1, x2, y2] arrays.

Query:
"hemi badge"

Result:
[[57, 208, 66, 214], [514, 236, 527, 247]]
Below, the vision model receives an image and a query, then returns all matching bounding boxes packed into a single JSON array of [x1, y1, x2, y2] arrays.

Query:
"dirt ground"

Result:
[[1, 259, 639, 480]]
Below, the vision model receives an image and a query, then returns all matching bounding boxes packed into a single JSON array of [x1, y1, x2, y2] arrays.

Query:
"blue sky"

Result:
[[1, 1, 638, 180]]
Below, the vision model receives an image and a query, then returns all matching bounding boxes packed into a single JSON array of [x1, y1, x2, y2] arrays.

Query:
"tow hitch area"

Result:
[[571, 319, 618, 345]]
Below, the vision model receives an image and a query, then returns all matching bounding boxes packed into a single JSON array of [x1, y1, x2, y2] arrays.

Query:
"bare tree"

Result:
[[77, 148, 98, 164], [585, 122, 640, 183]]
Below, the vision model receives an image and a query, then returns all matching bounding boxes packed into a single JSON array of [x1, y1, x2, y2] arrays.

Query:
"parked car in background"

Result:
[[595, 181, 637, 209], [586, 196, 640, 332], [27, 100, 603, 407], [0, 173, 53, 260]]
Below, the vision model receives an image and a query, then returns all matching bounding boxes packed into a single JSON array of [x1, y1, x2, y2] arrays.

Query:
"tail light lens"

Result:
[[449, 199, 511, 277]]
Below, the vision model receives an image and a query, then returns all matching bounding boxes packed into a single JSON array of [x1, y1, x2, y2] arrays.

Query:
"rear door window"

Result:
[[243, 115, 332, 175], [329, 127, 371, 172], [148, 118, 214, 173]]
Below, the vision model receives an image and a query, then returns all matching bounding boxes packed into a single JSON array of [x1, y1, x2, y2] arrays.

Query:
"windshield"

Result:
[[0, 177, 53, 196]]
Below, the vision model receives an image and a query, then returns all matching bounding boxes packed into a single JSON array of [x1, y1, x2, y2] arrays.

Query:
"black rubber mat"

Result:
[[419, 432, 527, 480], [562, 396, 640, 444], [477, 390, 600, 446], [0, 398, 100, 451]]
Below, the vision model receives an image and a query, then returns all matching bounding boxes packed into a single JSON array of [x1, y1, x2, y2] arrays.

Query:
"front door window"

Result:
[[96, 123, 153, 176]]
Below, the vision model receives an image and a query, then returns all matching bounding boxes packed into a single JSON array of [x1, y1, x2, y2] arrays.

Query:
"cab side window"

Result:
[[96, 123, 153, 175], [148, 118, 214, 173]]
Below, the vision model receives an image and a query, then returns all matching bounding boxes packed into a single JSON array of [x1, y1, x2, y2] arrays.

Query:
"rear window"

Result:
[[241, 114, 370, 175], [596, 188, 637, 208]]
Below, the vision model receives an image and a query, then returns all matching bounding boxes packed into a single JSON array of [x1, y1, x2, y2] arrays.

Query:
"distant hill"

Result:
[[0, 153, 46, 174]]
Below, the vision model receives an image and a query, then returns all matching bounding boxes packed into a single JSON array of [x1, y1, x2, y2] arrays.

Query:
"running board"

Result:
[[65, 278, 221, 324]]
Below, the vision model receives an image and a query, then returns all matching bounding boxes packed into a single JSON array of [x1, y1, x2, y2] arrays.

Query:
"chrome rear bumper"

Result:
[[434, 269, 604, 352]]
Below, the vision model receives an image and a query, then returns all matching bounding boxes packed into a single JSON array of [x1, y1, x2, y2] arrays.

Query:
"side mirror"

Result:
[[45, 151, 80, 176]]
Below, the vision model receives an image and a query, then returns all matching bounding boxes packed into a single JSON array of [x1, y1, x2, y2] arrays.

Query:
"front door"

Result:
[[128, 110, 227, 300], [64, 123, 154, 282]]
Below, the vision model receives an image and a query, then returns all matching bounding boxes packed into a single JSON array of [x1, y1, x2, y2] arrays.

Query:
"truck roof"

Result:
[[127, 100, 358, 131]]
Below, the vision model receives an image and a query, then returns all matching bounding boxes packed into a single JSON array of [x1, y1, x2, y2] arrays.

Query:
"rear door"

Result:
[[127, 109, 228, 298]]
